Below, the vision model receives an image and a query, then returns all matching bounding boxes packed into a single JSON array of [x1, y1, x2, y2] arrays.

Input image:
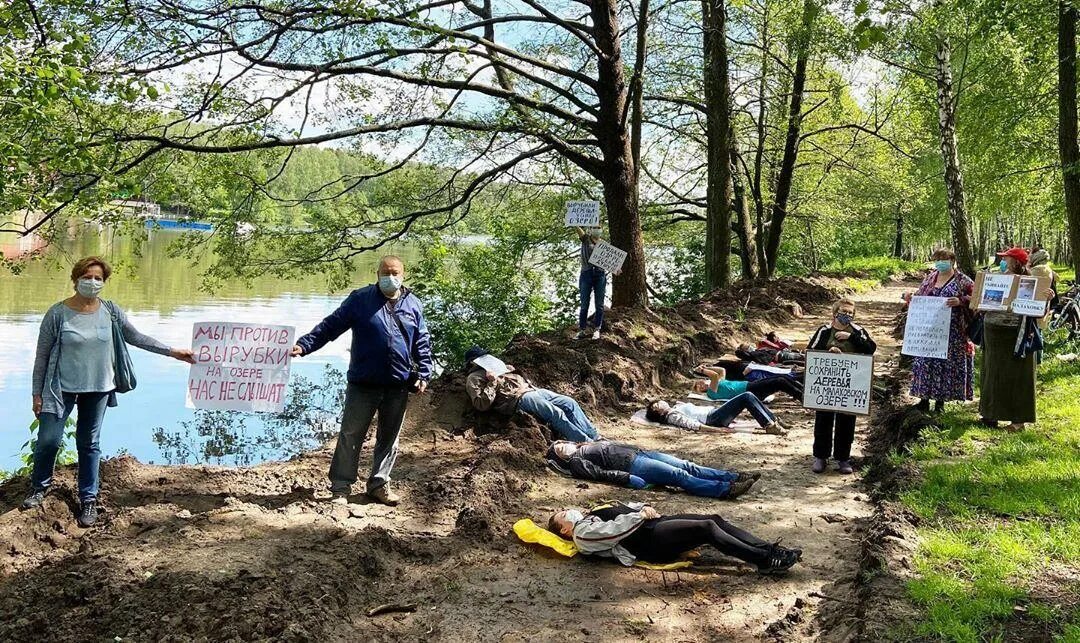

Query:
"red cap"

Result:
[[996, 247, 1029, 265]]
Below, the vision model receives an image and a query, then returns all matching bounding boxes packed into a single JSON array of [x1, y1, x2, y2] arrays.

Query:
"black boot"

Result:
[[933, 399, 945, 414], [77, 500, 98, 528], [916, 398, 930, 412]]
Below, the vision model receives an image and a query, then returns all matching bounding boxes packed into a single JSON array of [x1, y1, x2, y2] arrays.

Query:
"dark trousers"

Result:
[[329, 382, 410, 493], [705, 392, 775, 427], [746, 377, 803, 401], [622, 514, 773, 565], [813, 411, 856, 461]]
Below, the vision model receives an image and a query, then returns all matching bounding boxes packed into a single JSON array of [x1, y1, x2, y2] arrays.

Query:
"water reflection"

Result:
[[0, 227, 415, 471]]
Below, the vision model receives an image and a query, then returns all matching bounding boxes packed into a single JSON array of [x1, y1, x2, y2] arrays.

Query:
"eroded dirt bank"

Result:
[[0, 276, 909, 642]]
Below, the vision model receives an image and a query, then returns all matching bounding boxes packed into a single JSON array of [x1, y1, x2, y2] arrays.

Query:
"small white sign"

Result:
[[1011, 298, 1048, 317], [901, 296, 952, 359], [187, 322, 295, 413], [565, 201, 601, 227], [802, 350, 874, 416], [588, 240, 628, 273], [977, 274, 1014, 311], [472, 354, 510, 377]]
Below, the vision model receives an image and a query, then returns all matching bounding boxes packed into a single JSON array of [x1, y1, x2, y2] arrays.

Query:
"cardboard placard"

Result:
[[1011, 298, 1048, 317], [970, 272, 1051, 312], [564, 201, 600, 227], [901, 296, 952, 359], [802, 350, 874, 416], [187, 322, 295, 412], [588, 240, 628, 273]]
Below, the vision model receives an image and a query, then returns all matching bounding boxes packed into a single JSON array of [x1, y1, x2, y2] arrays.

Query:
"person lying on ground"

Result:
[[547, 501, 802, 574], [645, 394, 791, 435], [735, 343, 805, 366], [545, 440, 759, 499], [757, 331, 792, 351], [692, 364, 804, 402], [463, 346, 599, 442]]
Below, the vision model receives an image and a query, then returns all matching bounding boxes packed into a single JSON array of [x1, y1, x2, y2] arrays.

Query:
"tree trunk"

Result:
[[892, 202, 904, 257], [703, 0, 733, 290], [592, 0, 648, 308], [934, 36, 976, 277], [763, 0, 815, 276], [731, 147, 756, 279], [1059, 0, 1080, 277], [751, 4, 771, 276]]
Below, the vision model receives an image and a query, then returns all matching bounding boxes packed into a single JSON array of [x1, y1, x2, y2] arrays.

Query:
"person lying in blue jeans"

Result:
[[464, 346, 599, 442], [645, 393, 790, 435], [545, 440, 759, 499]]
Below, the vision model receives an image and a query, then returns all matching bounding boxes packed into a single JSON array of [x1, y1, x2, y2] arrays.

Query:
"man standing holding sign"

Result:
[[291, 256, 433, 506], [804, 298, 877, 475]]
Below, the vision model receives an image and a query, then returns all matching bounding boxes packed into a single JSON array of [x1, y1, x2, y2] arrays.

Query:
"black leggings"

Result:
[[746, 377, 803, 401], [620, 514, 773, 566]]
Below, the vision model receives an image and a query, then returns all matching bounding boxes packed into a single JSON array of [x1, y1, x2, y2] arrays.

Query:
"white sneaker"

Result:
[[329, 492, 348, 505], [590, 329, 600, 340]]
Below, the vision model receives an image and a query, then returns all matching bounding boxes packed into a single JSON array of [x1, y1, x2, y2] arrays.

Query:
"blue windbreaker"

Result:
[[296, 285, 433, 386]]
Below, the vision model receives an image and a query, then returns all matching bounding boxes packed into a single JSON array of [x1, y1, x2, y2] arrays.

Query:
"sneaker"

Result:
[[836, 460, 854, 475], [574, 329, 590, 340], [21, 489, 46, 510], [77, 501, 98, 528], [916, 398, 930, 412], [329, 492, 349, 505], [736, 471, 762, 483], [367, 484, 400, 506], [758, 543, 802, 575], [726, 478, 756, 499], [811, 458, 827, 474], [590, 329, 600, 340], [764, 421, 788, 436]]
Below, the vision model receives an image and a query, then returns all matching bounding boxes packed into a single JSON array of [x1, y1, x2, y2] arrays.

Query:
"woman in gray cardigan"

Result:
[[24, 256, 194, 526]]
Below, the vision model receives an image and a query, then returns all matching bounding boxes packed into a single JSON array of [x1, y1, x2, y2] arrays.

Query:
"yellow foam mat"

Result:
[[512, 519, 692, 570]]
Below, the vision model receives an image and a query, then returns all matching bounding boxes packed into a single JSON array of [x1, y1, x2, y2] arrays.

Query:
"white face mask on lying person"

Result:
[[564, 509, 584, 526]]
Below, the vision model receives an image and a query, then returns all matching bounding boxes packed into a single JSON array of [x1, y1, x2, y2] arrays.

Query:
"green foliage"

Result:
[[13, 416, 77, 478], [897, 356, 1080, 640], [822, 256, 925, 281], [411, 238, 562, 369]]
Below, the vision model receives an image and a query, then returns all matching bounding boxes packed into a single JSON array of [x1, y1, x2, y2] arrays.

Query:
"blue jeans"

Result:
[[706, 392, 775, 427], [30, 391, 110, 502], [629, 451, 737, 498], [578, 268, 607, 330], [518, 389, 599, 442]]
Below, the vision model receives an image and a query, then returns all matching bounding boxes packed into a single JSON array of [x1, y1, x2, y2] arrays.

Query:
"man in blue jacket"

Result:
[[291, 256, 433, 506]]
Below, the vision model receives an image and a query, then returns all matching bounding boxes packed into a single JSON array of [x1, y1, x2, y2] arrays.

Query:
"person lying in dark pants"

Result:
[[645, 395, 790, 435], [545, 440, 758, 499], [693, 364, 804, 402], [547, 501, 802, 574]]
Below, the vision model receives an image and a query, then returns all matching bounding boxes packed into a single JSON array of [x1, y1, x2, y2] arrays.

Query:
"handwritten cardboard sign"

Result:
[[802, 350, 874, 415], [901, 296, 951, 359], [971, 272, 1050, 312], [186, 322, 295, 412], [588, 240, 628, 273], [564, 201, 601, 227]]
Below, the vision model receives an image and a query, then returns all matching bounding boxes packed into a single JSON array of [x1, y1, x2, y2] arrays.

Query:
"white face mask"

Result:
[[378, 274, 403, 294], [564, 509, 584, 525], [76, 278, 104, 299]]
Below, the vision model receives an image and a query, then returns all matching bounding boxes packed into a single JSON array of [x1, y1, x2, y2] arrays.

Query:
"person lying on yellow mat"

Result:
[[547, 501, 802, 575]]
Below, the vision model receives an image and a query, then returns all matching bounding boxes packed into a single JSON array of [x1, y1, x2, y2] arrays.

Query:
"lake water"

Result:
[[0, 228, 416, 473]]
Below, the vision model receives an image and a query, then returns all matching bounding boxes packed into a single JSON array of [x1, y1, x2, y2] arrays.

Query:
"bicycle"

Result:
[[1047, 281, 1080, 341]]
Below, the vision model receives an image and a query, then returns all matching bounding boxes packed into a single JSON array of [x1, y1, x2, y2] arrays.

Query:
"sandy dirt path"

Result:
[[0, 282, 908, 642]]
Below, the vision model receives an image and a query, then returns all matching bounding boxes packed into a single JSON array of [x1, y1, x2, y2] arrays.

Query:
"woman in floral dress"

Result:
[[902, 249, 975, 413]]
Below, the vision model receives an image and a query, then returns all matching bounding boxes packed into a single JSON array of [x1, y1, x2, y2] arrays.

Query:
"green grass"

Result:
[[897, 355, 1080, 641], [822, 256, 924, 281]]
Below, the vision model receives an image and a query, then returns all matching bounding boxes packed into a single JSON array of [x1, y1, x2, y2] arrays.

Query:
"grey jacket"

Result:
[[33, 300, 171, 416], [571, 501, 648, 566]]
